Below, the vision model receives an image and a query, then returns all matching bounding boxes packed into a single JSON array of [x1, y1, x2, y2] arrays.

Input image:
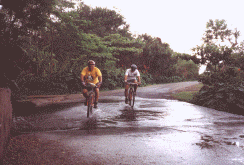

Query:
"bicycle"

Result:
[[86, 83, 97, 118], [127, 83, 138, 108]]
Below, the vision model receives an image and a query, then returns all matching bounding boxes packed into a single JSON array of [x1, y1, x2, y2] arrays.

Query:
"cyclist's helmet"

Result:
[[88, 60, 95, 65], [131, 64, 137, 69]]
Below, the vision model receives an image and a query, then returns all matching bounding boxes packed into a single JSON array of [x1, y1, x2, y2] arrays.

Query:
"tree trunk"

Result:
[[0, 88, 12, 161]]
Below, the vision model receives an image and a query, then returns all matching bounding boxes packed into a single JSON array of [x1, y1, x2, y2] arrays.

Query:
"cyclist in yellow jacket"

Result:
[[81, 60, 102, 108]]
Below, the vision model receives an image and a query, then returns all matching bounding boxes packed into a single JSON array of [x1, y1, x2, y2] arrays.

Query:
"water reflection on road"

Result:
[[14, 95, 244, 164], [17, 95, 244, 143]]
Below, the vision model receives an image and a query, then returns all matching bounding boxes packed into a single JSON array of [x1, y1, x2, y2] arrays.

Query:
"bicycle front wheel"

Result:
[[87, 94, 94, 118]]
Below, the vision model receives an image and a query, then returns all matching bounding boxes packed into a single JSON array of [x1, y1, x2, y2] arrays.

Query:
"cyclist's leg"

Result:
[[133, 80, 138, 95], [94, 87, 99, 108], [83, 88, 89, 105], [83, 88, 89, 97], [125, 83, 129, 103]]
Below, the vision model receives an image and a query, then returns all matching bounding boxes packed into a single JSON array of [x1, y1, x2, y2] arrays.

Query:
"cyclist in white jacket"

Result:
[[124, 64, 141, 104]]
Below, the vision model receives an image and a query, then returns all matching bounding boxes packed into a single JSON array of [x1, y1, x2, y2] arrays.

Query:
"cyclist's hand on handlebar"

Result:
[[82, 81, 86, 87], [96, 82, 102, 87]]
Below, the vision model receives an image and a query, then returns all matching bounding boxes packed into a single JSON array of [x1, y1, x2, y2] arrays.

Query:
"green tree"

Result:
[[102, 34, 143, 68], [140, 35, 176, 77], [0, 0, 61, 83], [192, 19, 240, 72], [191, 19, 244, 113], [19, 4, 113, 77], [174, 59, 199, 80], [10, 0, 82, 76], [67, 4, 143, 71], [71, 4, 136, 64], [76, 4, 131, 38]]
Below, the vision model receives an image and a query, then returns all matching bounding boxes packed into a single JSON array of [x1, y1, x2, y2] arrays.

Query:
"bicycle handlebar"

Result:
[[127, 83, 138, 86], [87, 83, 97, 88]]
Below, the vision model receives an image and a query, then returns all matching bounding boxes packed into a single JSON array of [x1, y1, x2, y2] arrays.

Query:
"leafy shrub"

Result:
[[140, 73, 154, 85], [192, 83, 244, 114], [198, 67, 241, 86], [14, 72, 83, 96], [101, 69, 124, 90], [192, 66, 244, 114]]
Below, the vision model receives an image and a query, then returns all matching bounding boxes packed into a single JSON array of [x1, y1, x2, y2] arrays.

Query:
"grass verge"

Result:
[[171, 83, 203, 103]]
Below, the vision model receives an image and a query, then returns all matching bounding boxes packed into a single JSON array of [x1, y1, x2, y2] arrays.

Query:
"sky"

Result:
[[81, 0, 244, 55]]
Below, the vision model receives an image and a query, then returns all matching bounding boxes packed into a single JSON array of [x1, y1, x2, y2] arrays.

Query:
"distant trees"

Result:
[[0, 0, 199, 95], [174, 58, 199, 80], [76, 5, 130, 38], [138, 34, 178, 77]]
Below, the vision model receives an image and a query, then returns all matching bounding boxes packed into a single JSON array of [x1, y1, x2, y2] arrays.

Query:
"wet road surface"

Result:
[[9, 82, 244, 164]]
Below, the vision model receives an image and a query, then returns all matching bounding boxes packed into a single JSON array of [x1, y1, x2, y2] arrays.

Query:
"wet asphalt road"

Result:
[[11, 82, 244, 164]]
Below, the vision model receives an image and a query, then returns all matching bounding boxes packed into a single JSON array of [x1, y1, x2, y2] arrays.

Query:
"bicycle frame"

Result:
[[86, 83, 96, 118], [127, 83, 137, 108]]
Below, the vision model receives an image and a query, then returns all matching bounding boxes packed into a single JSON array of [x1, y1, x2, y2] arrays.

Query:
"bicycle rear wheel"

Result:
[[129, 88, 133, 107], [87, 94, 94, 118], [132, 90, 135, 107]]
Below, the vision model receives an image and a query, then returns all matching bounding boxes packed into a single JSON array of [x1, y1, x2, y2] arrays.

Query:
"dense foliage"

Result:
[[0, 0, 199, 97], [191, 19, 244, 113]]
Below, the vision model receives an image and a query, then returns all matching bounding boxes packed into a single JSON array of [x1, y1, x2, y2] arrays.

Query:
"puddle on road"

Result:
[[11, 94, 244, 164], [115, 109, 137, 121], [98, 99, 121, 103], [196, 135, 220, 149], [11, 98, 191, 134], [114, 109, 165, 122], [214, 121, 244, 127], [139, 101, 167, 108], [12, 95, 244, 156], [82, 117, 98, 130]]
